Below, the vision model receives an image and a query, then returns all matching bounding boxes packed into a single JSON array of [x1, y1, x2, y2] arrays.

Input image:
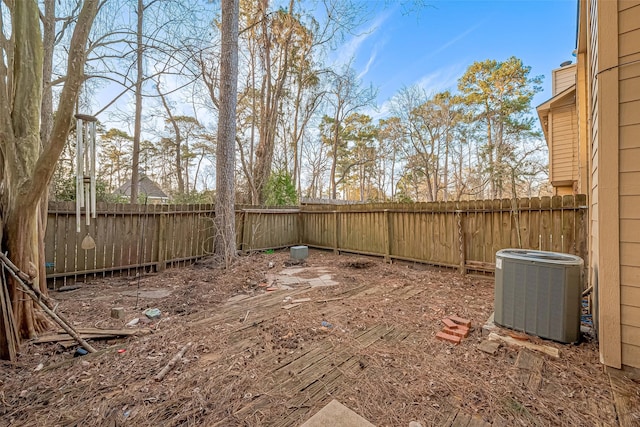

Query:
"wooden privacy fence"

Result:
[[300, 195, 588, 273], [44, 202, 301, 285], [46, 202, 214, 285], [44, 195, 587, 284]]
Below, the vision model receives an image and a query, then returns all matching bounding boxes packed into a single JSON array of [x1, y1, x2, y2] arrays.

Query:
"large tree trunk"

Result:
[[130, 0, 145, 203], [6, 202, 49, 338], [215, 0, 239, 266], [0, 0, 99, 342], [2, 0, 47, 339], [253, 0, 294, 204]]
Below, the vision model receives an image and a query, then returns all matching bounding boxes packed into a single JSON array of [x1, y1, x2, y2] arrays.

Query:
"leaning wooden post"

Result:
[[0, 272, 19, 361], [0, 253, 97, 354]]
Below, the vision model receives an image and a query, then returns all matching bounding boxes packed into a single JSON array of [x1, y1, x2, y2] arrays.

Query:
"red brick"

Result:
[[443, 326, 470, 338], [448, 315, 472, 328], [436, 331, 461, 344], [442, 317, 458, 329]]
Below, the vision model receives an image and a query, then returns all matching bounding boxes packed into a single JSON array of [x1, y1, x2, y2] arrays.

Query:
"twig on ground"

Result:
[[155, 342, 193, 381]]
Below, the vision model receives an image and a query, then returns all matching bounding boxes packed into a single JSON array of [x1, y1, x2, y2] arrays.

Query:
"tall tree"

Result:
[[98, 129, 133, 192], [81, 0, 209, 203], [338, 113, 377, 201], [458, 56, 542, 199], [377, 117, 405, 200], [0, 0, 99, 338], [130, 0, 145, 203], [324, 65, 376, 199], [215, 0, 239, 266]]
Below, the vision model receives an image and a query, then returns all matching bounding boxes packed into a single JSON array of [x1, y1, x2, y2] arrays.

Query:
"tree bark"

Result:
[[214, 0, 239, 266], [0, 0, 99, 340], [130, 0, 145, 203]]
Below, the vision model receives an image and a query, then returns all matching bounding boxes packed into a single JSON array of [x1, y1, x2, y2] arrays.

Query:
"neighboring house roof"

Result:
[[536, 84, 576, 143], [115, 175, 168, 199]]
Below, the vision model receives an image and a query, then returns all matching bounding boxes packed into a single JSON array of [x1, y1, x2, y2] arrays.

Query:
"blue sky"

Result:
[[333, 0, 578, 114]]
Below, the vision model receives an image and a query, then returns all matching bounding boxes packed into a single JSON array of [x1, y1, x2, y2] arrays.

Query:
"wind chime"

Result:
[[75, 114, 97, 250]]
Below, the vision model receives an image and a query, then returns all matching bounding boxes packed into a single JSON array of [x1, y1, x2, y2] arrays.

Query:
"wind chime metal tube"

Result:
[[84, 128, 90, 226], [75, 114, 98, 250], [90, 120, 97, 219], [75, 117, 84, 233]]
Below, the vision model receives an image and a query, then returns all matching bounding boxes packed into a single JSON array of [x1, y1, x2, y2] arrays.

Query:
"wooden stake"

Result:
[[0, 271, 19, 361], [0, 253, 97, 354], [155, 342, 193, 381]]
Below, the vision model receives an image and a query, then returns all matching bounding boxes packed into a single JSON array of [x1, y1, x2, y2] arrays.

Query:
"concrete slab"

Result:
[[279, 267, 307, 276], [300, 399, 375, 427], [268, 267, 338, 288]]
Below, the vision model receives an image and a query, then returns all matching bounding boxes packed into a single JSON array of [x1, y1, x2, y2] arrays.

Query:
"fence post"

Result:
[[297, 211, 303, 245], [384, 209, 391, 263], [157, 206, 167, 272], [242, 210, 251, 253], [456, 210, 465, 274], [333, 211, 339, 254]]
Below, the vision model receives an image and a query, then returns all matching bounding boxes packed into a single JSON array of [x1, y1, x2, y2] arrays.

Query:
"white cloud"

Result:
[[364, 62, 466, 122], [425, 23, 482, 61], [415, 63, 466, 94], [332, 9, 392, 68], [357, 47, 378, 80]]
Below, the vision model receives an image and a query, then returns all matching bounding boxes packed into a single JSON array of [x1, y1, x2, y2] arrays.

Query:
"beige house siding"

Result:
[[553, 64, 577, 94], [618, 0, 640, 368], [586, 0, 600, 361], [550, 105, 578, 184]]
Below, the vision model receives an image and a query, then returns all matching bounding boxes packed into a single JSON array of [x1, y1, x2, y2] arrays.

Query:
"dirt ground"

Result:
[[0, 249, 625, 426]]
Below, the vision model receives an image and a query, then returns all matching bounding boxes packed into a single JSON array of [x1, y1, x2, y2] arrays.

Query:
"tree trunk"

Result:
[[39, 0, 56, 294], [6, 201, 50, 338], [253, 0, 294, 204], [131, 0, 144, 203], [41, 0, 55, 147], [157, 86, 184, 193], [215, 0, 239, 266], [330, 117, 340, 199], [0, 0, 99, 343]]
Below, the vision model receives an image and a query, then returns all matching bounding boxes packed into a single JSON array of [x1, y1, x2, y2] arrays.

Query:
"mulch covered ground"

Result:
[[0, 249, 623, 426]]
